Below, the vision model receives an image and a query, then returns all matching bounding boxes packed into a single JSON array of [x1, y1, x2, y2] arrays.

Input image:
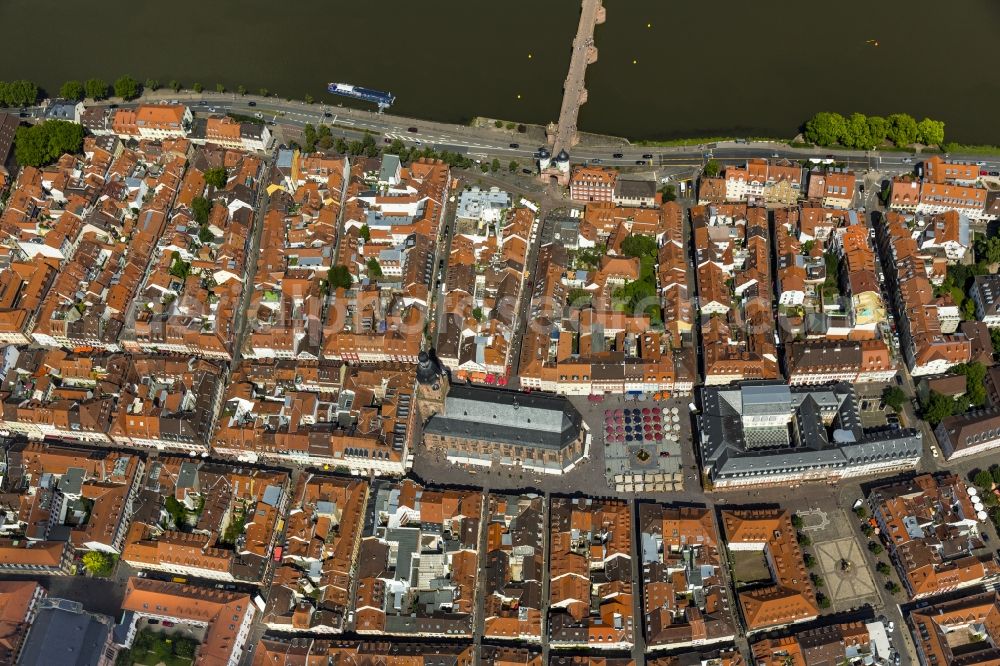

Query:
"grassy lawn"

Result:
[[731, 549, 772, 586], [128, 629, 197, 666]]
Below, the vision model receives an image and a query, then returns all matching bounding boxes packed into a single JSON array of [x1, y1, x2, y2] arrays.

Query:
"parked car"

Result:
[[247, 101, 256, 107], [147, 619, 159, 625], [162, 621, 175, 628], [521, 168, 533, 175], [991, 171, 1000, 177], [591, 158, 602, 164], [635, 160, 646, 165], [509, 143, 519, 148], [407, 126, 419, 133], [981, 170, 989, 176], [642, 153, 653, 159]]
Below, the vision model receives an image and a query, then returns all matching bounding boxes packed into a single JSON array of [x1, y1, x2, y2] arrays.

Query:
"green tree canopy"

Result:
[[84, 78, 109, 100], [14, 121, 84, 167], [886, 113, 919, 147], [358, 224, 371, 241], [951, 361, 987, 406], [882, 386, 906, 412], [114, 75, 140, 100], [841, 112, 874, 149], [867, 115, 889, 146], [192, 82, 204, 93], [81, 551, 115, 577], [327, 265, 353, 291], [804, 112, 847, 146], [917, 117, 946, 146], [974, 469, 995, 490], [366, 258, 383, 279], [660, 184, 677, 202], [59, 80, 85, 101], [621, 234, 657, 259], [144, 78, 160, 91], [703, 159, 720, 178], [508, 160, 518, 173], [191, 196, 212, 226], [922, 390, 956, 427], [472, 307, 484, 322], [215, 83, 226, 94], [169, 80, 182, 92], [0, 80, 39, 107], [203, 167, 227, 189], [976, 235, 1000, 265]]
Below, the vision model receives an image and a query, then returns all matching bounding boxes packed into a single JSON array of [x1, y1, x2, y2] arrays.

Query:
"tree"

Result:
[[993, 465, 1000, 484], [917, 117, 946, 146], [883, 386, 906, 412], [868, 541, 884, 555], [803, 553, 816, 568], [621, 234, 657, 259], [886, 113, 919, 147], [204, 167, 227, 189], [144, 78, 160, 91], [886, 581, 901, 595], [867, 115, 889, 146], [304, 94, 314, 104], [494, 119, 503, 128], [366, 258, 383, 279], [660, 184, 677, 202], [59, 80, 85, 101], [0, 80, 39, 107], [258, 88, 269, 97], [359, 225, 371, 241], [14, 121, 85, 167], [114, 75, 140, 100], [951, 362, 987, 406], [327, 265, 353, 291], [977, 235, 1000, 265], [922, 391, 956, 427], [797, 533, 812, 546], [704, 159, 720, 178], [803, 112, 847, 146], [472, 307, 484, 322], [191, 197, 212, 226], [862, 524, 874, 537], [84, 78, 109, 100], [791, 514, 804, 529], [508, 160, 518, 173], [842, 112, 873, 149], [81, 551, 116, 577], [192, 82, 203, 93], [876, 562, 891, 576], [854, 505, 869, 519], [169, 252, 192, 280], [169, 80, 182, 92], [974, 469, 995, 490], [818, 595, 831, 609], [198, 225, 214, 244], [962, 298, 977, 321], [302, 124, 317, 152], [237, 85, 247, 96], [164, 496, 187, 527], [491, 158, 501, 173], [810, 573, 825, 587]]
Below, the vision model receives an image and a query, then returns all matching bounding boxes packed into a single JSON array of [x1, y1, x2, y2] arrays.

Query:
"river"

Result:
[[2, 0, 999, 144]]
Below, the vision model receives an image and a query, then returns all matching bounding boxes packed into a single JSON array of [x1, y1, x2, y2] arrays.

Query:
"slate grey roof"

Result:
[[18, 599, 110, 666], [423, 385, 583, 450], [699, 381, 922, 481]]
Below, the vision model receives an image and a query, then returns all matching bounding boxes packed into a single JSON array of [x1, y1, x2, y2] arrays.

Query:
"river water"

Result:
[[3, 0, 998, 143]]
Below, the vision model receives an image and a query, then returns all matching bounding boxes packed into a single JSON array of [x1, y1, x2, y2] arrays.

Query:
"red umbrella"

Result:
[[642, 408, 650, 415]]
